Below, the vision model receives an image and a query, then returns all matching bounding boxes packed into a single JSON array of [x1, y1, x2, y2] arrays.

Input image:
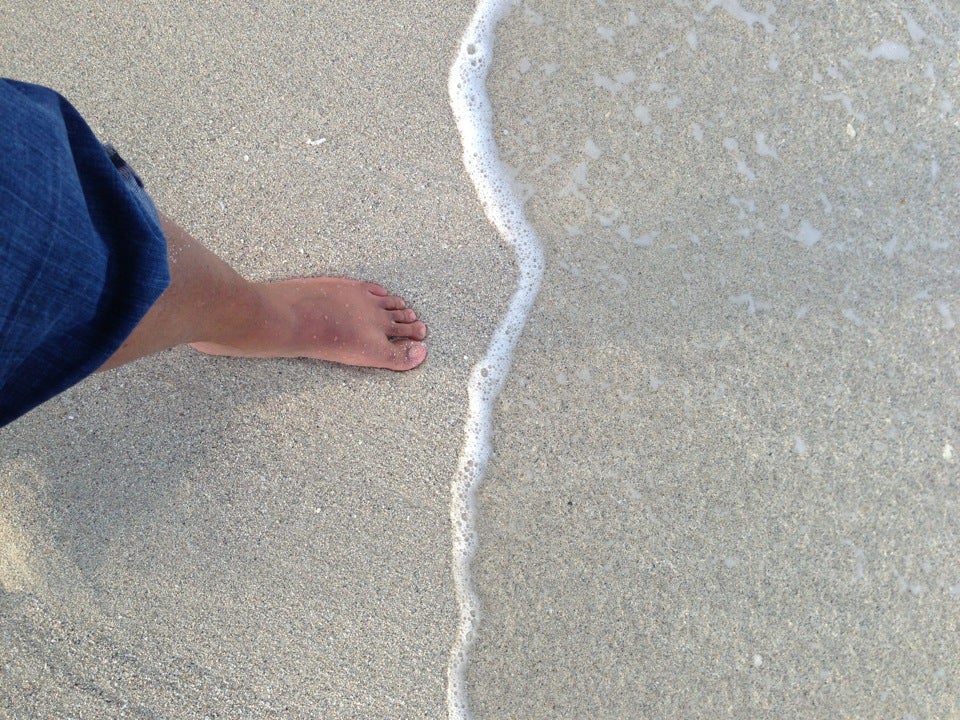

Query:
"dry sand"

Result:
[[0, 2, 515, 717]]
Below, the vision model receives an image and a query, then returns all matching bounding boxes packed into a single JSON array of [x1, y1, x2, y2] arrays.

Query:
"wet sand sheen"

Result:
[[469, 1, 959, 717]]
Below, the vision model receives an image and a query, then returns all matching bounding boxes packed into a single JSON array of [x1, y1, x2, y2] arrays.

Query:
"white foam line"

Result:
[[446, 2, 544, 718]]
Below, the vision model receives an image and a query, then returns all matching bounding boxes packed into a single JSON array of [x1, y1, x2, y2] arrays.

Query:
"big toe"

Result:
[[387, 340, 427, 371]]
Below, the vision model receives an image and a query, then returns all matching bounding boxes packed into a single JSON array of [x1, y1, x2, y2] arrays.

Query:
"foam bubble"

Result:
[[793, 435, 808, 456], [704, 0, 776, 33], [867, 41, 911, 61], [795, 219, 822, 247], [447, 3, 545, 718], [728, 293, 770, 314], [901, 10, 928, 43], [755, 131, 779, 159], [936, 301, 955, 330]]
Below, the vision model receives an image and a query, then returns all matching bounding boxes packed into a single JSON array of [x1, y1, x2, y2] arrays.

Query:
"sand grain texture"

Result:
[[0, 2, 511, 717]]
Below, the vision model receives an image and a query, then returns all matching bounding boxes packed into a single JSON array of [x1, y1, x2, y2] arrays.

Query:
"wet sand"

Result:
[[469, 2, 960, 717]]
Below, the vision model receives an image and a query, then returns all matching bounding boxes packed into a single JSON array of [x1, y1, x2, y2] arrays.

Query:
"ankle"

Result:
[[194, 279, 279, 349]]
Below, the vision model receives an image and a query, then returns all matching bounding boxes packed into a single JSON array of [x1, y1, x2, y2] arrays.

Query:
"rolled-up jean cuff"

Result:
[[0, 78, 171, 426], [104, 144, 163, 225]]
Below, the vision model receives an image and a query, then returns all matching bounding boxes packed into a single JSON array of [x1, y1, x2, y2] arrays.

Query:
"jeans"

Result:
[[0, 79, 171, 427]]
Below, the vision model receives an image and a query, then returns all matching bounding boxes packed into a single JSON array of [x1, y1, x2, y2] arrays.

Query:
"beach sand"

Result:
[[0, 2, 515, 717], [2, 1, 960, 718], [468, 2, 960, 718]]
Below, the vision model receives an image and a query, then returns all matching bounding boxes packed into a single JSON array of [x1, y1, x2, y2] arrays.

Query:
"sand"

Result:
[[2, 1, 959, 718], [0, 2, 513, 717], [468, 2, 960, 718]]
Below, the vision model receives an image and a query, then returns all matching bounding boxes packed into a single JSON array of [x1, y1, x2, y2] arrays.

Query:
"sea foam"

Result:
[[446, 1, 545, 718]]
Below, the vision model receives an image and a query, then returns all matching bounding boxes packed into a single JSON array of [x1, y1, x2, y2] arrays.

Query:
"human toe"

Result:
[[392, 319, 427, 340], [389, 340, 427, 370], [391, 308, 418, 324], [378, 295, 408, 311]]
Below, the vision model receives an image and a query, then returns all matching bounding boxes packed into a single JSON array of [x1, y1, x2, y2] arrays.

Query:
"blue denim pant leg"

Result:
[[0, 79, 171, 427]]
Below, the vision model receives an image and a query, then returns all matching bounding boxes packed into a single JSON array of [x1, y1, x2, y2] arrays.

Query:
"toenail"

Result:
[[408, 342, 427, 362]]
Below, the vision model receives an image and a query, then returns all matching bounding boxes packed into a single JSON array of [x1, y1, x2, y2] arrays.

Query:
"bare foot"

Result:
[[189, 278, 427, 371]]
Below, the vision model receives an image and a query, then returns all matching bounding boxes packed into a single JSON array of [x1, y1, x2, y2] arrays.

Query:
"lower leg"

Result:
[[99, 213, 427, 372]]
